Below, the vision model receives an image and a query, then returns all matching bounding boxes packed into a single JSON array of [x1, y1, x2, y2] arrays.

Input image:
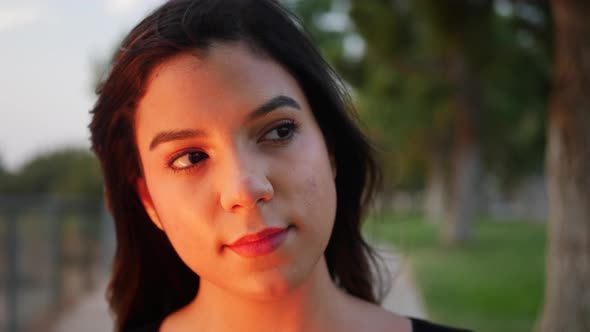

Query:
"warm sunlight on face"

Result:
[[133, 42, 337, 299]]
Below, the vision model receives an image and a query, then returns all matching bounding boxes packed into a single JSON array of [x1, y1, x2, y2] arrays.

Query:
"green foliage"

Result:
[[365, 212, 546, 332], [287, 0, 551, 191], [0, 154, 7, 178], [0, 147, 103, 198], [478, 13, 551, 187], [352, 0, 415, 57], [283, 0, 345, 66], [353, 0, 550, 188]]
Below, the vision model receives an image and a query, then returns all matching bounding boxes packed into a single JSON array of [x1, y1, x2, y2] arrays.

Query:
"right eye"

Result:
[[169, 150, 208, 172]]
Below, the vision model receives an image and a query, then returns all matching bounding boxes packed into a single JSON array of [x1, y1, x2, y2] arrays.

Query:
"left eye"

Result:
[[262, 122, 296, 141], [170, 151, 208, 170]]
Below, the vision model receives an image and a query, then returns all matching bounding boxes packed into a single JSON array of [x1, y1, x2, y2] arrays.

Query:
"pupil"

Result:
[[188, 152, 202, 164], [277, 126, 290, 137]]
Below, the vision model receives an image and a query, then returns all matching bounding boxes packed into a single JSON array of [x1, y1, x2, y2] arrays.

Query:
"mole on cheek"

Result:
[[306, 175, 318, 191]]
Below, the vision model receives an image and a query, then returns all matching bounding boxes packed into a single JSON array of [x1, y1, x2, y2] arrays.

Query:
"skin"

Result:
[[134, 42, 411, 332]]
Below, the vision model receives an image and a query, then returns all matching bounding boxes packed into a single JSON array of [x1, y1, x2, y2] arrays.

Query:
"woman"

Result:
[[89, 0, 472, 331]]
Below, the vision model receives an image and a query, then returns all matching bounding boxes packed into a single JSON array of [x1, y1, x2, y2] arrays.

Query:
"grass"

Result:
[[364, 211, 546, 332]]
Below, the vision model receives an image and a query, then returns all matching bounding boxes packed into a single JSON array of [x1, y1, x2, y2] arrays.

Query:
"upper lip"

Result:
[[228, 227, 288, 247]]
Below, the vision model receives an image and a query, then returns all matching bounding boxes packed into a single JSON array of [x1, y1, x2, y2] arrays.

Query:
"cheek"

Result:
[[294, 150, 337, 244], [148, 182, 219, 272], [150, 176, 216, 229], [156, 216, 219, 277], [302, 173, 334, 213], [307, 173, 337, 229]]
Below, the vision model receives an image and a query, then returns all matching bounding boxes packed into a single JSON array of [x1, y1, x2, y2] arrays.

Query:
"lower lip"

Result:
[[227, 227, 290, 258]]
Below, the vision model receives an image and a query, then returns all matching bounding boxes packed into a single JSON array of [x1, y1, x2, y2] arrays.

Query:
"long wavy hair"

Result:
[[89, 0, 383, 330]]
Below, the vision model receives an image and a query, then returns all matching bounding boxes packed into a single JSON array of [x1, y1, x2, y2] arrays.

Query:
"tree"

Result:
[[536, 1, 590, 331], [283, 0, 551, 243], [349, 0, 492, 243], [0, 153, 9, 191], [348, 0, 552, 244], [0, 147, 103, 198], [0, 153, 7, 176]]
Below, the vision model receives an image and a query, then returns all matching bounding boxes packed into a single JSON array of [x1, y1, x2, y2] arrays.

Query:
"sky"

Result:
[[0, 0, 166, 170]]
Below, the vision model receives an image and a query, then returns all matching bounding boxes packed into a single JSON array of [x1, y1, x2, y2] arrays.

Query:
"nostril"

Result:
[[257, 194, 271, 205], [220, 176, 274, 212]]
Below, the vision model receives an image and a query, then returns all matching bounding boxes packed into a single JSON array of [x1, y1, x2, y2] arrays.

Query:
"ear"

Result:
[[135, 177, 164, 231]]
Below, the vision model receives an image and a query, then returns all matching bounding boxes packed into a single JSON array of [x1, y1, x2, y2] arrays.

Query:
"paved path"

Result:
[[375, 245, 426, 319], [49, 277, 113, 332], [50, 246, 425, 332]]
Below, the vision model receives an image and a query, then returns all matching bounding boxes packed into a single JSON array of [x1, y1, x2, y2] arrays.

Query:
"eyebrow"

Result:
[[149, 129, 206, 151], [246, 95, 301, 121], [148, 95, 301, 151]]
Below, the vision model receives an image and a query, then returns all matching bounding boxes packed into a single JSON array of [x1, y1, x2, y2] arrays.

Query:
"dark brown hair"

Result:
[[89, 0, 382, 330]]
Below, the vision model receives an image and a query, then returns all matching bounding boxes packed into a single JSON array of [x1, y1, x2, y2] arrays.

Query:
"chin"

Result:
[[237, 265, 309, 302]]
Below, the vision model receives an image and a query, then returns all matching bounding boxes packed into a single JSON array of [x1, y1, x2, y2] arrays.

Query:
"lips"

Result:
[[227, 227, 289, 258]]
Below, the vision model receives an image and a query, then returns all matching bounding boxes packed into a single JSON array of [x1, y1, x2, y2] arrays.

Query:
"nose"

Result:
[[219, 154, 273, 212]]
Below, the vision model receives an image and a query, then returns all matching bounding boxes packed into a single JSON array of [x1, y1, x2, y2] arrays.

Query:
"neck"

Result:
[[184, 257, 350, 332]]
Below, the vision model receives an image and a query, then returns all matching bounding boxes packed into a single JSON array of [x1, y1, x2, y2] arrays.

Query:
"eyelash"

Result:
[[168, 120, 299, 173], [258, 120, 298, 144]]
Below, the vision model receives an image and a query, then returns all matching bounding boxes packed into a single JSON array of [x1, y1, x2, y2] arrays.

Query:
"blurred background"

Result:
[[1, 1, 588, 332]]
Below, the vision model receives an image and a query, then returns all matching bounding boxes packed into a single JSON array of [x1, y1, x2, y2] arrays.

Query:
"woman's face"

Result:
[[134, 43, 337, 299]]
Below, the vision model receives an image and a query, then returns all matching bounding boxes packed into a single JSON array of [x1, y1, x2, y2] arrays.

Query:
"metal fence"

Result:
[[0, 195, 114, 332]]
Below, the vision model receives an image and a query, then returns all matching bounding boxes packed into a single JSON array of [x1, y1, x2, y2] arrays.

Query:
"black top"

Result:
[[410, 318, 473, 332], [126, 317, 473, 331]]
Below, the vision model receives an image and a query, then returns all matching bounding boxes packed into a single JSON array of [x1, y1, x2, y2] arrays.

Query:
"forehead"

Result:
[[135, 42, 304, 124]]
